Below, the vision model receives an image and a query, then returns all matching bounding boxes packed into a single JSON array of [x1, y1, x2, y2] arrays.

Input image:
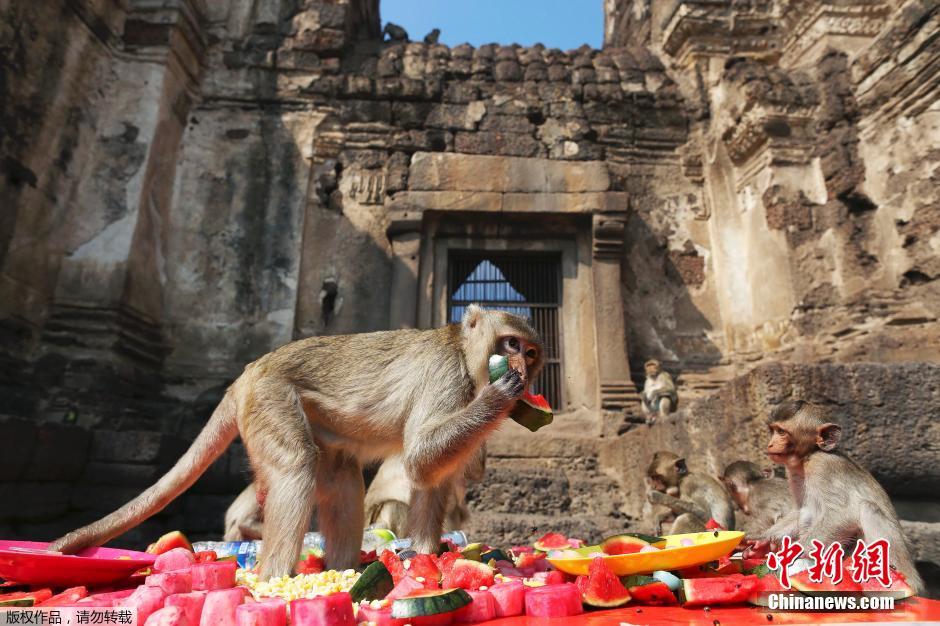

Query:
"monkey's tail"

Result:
[[50, 393, 239, 552]]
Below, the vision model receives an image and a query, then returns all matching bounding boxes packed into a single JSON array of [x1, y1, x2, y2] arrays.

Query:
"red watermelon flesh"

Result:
[[39, 587, 89, 607], [532, 533, 569, 552], [147, 531, 193, 555], [380, 551, 406, 584], [681, 574, 760, 607], [524, 584, 583, 617], [435, 552, 461, 577], [386, 577, 427, 601], [745, 566, 786, 606], [488, 581, 524, 617], [575, 558, 631, 608], [453, 589, 495, 623], [789, 568, 863, 595], [405, 554, 441, 587], [441, 561, 494, 591], [845, 563, 914, 600], [622, 577, 676, 605], [356, 603, 407, 626]]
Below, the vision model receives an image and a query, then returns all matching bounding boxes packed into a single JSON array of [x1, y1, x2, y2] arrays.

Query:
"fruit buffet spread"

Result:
[[0, 530, 937, 626]]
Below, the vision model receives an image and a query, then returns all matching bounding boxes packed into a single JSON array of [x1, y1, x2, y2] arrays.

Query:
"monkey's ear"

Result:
[[674, 458, 688, 476], [462, 304, 484, 332], [816, 423, 842, 451], [761, 467, 774, 479]]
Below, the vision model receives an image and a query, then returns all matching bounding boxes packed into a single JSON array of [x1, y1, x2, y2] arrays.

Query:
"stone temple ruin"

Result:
[[1, 0, 938, 593]]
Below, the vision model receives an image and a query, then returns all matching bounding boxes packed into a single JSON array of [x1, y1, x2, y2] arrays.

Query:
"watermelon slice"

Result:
[[405, 554, 441, 587], [745, 564, 786, 606], [380, 550, 406, 584], [789, 567, 863, 596], [441, 560, 494, 590], [435, 552, 461, 577], [599, 533, 665, 555], [39, 586, 89, 606], [386, 576, 428, 601], [575, 557, 631, 608], [621, 576, 677, 605], [487, 355, 553, 431], [237, 599, 287, 626], [680, 574, 759, 607], [356, 602, 406, 626], [853, 568, 915, 600], [533, 532, 569, 552], [0, 589, 53, 607], [349, 561, 394, 603], [291, 592, 355, 626], [147, 531, 193, 555], [390, 588, 472, 618]]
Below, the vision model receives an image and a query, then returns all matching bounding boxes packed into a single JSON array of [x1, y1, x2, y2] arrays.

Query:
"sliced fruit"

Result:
[[0, 589, 53, 607], [651, 570, 681, 591], [147, 570, 193, 595], [488, 580, 524, 617], [621, 576, 677, 605], [356, 602, 406, 626], [405, 554, 441, 587], [390, 589, 472, 619], [575, 557, 631, 608], [853, 568, 915, 600], [380, 550, 406, 584], [386, 577, 428, 601], [291, 592, 355, 626], [237, 599, 287, 626], [487, 356, 553, 432], [39, 586, 89, 607], [191, 561, 237, 591], [119, 585, 168, 624], [145, 605, 187, 626], [680, 574, 760, 607], [350, 561, 394, 603], [165, 590, 208, 626], [453, 589, 495, 623], [441, 560, 494, 591], [147, 531, 193, 555], [296, 554, 325, 575], [155, 548, 197, 573], [789, 567, 863, 596], [599, 533, 665, 555], [745, 564, 787, 607], [523, 583, 583, 617], [435, 552, 461, 577], [460, 543, 484, 562], [479, 549, 509, 565], [533, 532, 570, 552]]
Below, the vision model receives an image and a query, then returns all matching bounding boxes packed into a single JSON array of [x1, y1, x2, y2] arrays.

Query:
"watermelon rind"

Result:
[[509, 393, 553, 432], [391, 588, 472, 618], [578, 558, 632, 608], [350, 561, 394, 603], [620, 576, 676, 605], [533, 533, 570, 552], [480, 549, 509, 564], [680, 575, 759, 607], [600, 533, 665, 555], [0, 597, 35, 607]]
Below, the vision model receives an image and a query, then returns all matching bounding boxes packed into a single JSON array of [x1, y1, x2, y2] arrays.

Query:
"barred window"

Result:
[[448, 252, 563, 409]]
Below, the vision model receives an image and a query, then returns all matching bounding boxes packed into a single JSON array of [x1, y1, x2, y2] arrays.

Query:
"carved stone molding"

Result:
[[349, 169, 386, 204], [781, 0, 891, 66], [661, 1, 780, 67], [720, 105, 817, 187], [592, 212, 628, 259]]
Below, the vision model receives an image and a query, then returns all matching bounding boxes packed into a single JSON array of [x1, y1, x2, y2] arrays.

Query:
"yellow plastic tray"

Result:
[[546, 531, 744, 576]]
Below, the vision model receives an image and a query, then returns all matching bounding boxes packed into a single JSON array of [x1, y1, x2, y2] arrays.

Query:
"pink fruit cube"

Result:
[[454, 589, 495, 623], [145, 606, 187, 626], [191, 561, 238, 591], [199, 587, 248, 626], [290, 592, 355, 626], [236, 599, 287, 626], [524, 583, 583, 617], [384, 577, 425, 600], [147, 570, 193, 595], [166, 591, 208, 626], [355, 603, 406, 626], [120, 585, 167, 624], [156, 548, 197, 573], [489, 580, 524, 617]]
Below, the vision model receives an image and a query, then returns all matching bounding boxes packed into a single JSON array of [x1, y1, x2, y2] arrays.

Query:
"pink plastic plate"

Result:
[[0, 540, 156, 586]]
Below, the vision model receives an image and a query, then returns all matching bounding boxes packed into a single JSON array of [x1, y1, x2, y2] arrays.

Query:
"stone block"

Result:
[[391, 191, 502, 213], [479, 114, 535, 133], [24, 422, 91, 481], [408, 152, 611, 193], [91, 430, 163, 463], [0, 481, 71, 522], [494, 60, 522, 81], [426, 103, 486, 131], [0, 417, 36, 479]]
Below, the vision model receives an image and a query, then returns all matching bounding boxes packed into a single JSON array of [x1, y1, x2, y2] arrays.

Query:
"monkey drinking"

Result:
[[48, 305, 545, 580]]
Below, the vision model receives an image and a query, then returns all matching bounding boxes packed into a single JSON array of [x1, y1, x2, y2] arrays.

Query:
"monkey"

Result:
[[50, 305, 544, 580], [423, 29, 441, 45], [646, 451, 736, 535], [756, 400, 923, 594], [383, 22, 409, 42], [640, 359, 677, 425], [721, 460, 793, 533], [224, 449, 485, 541]]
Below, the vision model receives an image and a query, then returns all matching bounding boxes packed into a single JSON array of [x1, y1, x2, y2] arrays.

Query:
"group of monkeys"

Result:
[[45, 307, 922, 594], [646, 400, 923, 593]]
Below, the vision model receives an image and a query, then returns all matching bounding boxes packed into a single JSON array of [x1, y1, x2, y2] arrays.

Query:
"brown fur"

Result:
[[721, 460, 793, 532], [50, 305, 542, 579], [647, 451, 736, 534], [761, 400, 923, 594]]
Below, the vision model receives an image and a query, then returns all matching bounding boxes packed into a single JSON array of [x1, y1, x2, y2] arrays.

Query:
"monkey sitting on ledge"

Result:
[[721, 460, 793, 533], [753, 400, 923, 594], [646, 451, 736, 534], [50, 305, 543, 580]]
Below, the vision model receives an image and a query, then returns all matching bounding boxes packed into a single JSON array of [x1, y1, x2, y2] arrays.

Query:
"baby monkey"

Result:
[[647, 451, 736, 534], [721, 460, 793, 532], [758, 400, 923, 594]]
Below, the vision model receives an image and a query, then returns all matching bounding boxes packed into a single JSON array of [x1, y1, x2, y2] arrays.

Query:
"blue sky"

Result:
[[380, 0, 603, 50]]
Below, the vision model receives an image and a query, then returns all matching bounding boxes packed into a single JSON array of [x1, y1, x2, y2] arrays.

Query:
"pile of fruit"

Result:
[[0, 529, 918, 625]]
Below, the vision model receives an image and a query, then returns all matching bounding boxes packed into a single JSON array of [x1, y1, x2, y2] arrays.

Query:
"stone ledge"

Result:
[[390, 190, 627, 214], [409, 152, 611, 193]]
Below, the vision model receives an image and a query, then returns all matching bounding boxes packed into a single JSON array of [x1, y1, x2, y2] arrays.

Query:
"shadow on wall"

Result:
[[621, 211, 722, 384]]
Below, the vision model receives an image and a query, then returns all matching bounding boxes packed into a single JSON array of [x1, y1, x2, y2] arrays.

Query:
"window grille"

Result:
[[448, 252, 563, 409]]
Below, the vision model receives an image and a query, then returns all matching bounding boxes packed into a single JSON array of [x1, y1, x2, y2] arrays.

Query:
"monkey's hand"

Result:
[[742, 538, 772, 560], [488, 368, 526, 404]]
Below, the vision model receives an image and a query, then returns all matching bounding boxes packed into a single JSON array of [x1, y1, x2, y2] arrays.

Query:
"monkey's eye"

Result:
[[525, 348, 538, 362], [503, 337, 521, 353]]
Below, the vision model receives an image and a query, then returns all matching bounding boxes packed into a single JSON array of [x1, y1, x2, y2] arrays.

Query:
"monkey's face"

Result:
[[723, 477, 750, 513], [766, 422, 795, 463], [647, 452, 685, 492]]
